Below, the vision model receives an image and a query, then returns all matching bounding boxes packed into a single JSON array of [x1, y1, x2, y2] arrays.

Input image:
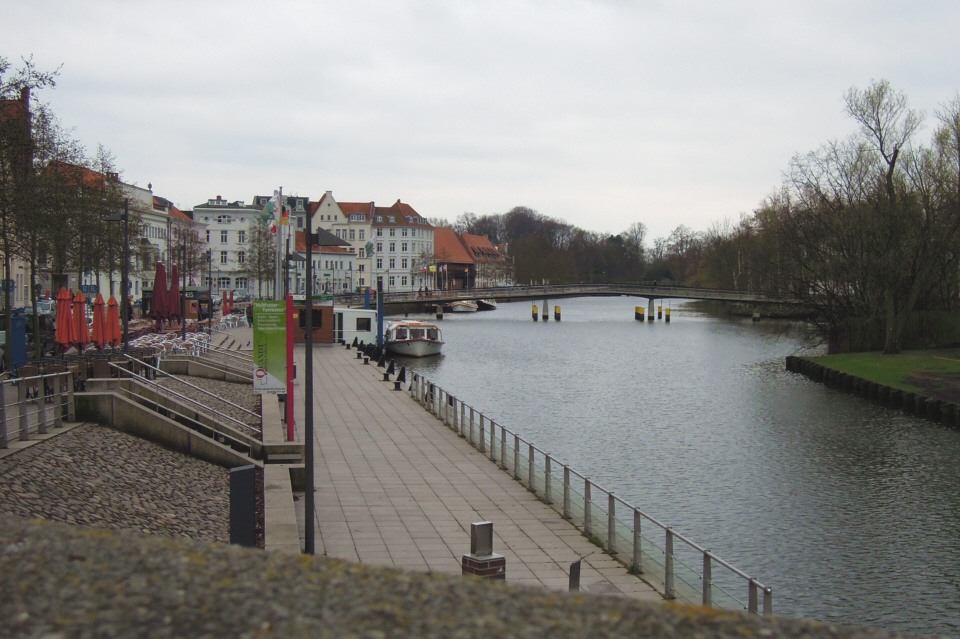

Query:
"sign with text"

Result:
[[252, 300, 287, 394], [80, 284, 98, 295]]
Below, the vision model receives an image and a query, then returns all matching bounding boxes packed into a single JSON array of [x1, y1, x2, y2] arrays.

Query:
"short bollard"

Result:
[[462, 521, 505, 580], [569, 558, 581, 592], [363, 357, 370, 365], [230, 464, 257, 547], [356, 351, 363, 360]]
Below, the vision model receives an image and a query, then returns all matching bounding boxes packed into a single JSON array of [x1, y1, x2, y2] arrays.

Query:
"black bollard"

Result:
[[397, 367, 406, 384], [356, 351, 363, 360], [387, 361, 396, 375], [352, 337, 359, 347], [363, 357, 370, 365], [382, 370, 391, 381], [377, 354, 386, 368]]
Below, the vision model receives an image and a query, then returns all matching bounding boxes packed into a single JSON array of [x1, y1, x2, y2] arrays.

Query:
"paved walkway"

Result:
[[288, 340, 661, 600]]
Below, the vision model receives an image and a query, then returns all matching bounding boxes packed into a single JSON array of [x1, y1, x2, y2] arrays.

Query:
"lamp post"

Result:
[[106, 199, 130, 353], [181, 234, 187, 340], [207, 249, 213, 333]]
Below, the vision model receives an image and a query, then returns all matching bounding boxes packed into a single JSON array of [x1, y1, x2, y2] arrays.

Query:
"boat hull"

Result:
[[476, 299, 498, 311], [447, 301, 478, 313], [386, 339, 443, 357]]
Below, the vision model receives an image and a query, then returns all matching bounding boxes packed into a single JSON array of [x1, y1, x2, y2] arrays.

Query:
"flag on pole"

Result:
[[260, 190, 282, 225], [280, 204, 289, 226]]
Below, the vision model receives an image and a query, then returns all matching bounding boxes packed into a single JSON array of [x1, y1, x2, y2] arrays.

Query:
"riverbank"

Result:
[[787, 349, 960, 423]]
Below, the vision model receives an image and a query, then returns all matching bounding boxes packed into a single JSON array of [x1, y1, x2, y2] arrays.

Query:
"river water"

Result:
[[388, 296, 960, 636]]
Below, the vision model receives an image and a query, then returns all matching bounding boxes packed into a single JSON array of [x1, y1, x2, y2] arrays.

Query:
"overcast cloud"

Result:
[[4, 0, 960, 239]]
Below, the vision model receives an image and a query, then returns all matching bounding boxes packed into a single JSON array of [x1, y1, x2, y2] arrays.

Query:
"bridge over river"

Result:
[[339, 283, 797, 317]]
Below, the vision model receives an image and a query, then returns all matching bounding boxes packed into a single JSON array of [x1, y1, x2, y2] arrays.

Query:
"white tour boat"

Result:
[[447, 300, 479, 313], [385, 320, 444, 357]]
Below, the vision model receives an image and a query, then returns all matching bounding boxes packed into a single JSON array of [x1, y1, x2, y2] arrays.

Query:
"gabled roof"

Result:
[[459, 233, 503, 263], [433, 228, 474, 264], [373, 200, 433, 228], [294, 231, 354, 253]]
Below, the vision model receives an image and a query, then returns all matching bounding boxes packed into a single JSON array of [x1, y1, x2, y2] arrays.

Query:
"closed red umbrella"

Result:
[[168, 265, 182, 324], [54, 288, 75, 352], [151, 262, 169, 329], [91, 293, 107, 349], [222, 290, 228, 316], [106, 296, 121, 347], [73, 291, 90, 349], [228, 289, 234, 315]]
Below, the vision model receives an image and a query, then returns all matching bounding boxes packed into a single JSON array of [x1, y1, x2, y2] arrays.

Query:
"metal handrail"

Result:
[[407, 371, 773, 616], [203, 342, 253, 363], [114, 358, 260, 425], [0, 371, 75, 448]]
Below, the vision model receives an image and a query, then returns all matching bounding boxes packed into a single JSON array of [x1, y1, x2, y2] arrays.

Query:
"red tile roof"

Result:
[[43, 160, 109, 190], [373, 200, 433, 228], [459, 233, 503, 263], [434, 228, 474, 264]]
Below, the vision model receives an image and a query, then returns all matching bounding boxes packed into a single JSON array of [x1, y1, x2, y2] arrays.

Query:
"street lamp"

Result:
[[105, 199, 130, 353], [207, 249, 213, 333]]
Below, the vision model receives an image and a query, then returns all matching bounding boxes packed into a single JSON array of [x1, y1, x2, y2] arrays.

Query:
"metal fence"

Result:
[[0, 371, 76, 448], [409, 372, 773, 616]]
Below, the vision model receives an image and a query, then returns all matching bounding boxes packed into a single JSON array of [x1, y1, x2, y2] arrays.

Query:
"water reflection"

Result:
[[389, 296, 960, 635]]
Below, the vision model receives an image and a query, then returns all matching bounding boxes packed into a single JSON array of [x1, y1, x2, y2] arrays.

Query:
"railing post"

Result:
[[608, 493, 616, 554], [500, 425, 506, 470], [490, 421, 496, 462], [763, 587, 773, 617], [0, 381, 7, 449], [37, 376, 48, 435], [409, 373, 416, 399], [702, 551, 713, 607], [544, 455, 552, 504], [665, 527, 675, 599], [528, 443, 535, 492], [632, 508, 642, 573], [53, 373, 63, 429], [479, 414, 485, 453], [459, 401, 465, 436], [66, 372, 75, 421], [563, 466, 570, 519], [513, 434, 520, 480], [18, 381, 27, 441], [748, 579, 758, 615], [469, 407, 475, 446], [584, 478, 592, 534]]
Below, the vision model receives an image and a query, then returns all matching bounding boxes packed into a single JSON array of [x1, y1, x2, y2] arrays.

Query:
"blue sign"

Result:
[[80, 284, 98, 294], [0, 280, 15, 291]]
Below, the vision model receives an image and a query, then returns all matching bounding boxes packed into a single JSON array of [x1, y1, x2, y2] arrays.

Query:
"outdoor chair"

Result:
[[17, 364, 41, 402], [90, 359, 112, 380], [43, 364, 68, 400]]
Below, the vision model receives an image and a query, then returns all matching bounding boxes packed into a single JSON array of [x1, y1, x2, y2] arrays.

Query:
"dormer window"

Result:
[[388, 216, 395, 223], [376, 215, 383, 222]]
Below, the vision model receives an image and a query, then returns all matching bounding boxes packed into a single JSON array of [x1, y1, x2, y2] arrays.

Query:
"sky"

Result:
[[4, 1, 960, 240]]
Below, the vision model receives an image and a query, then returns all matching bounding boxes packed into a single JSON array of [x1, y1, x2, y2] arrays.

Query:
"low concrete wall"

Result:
[[160, 357, 249, 383], [76, 392, 261, 470], [83, 378, 263, 459], [264, 465, 302, 555]]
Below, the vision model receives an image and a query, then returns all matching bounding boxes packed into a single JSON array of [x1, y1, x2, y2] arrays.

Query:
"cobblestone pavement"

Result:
[[0, 424, 230, 543], [155, 374, 260, 435]]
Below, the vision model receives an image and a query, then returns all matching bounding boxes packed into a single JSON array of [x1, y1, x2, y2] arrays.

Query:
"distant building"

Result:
[[191, 196, 264, 297], [432, 230, 510, 290]]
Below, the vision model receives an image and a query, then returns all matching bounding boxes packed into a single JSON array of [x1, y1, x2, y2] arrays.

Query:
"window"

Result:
[[237, 251, 245, 264], [389, 276, 395, 286], [358, 264, 365, 272], [359, 230, 365, 240], [220, 251, 228, 264], [336, 230, 342, 239], [388, 216, 395, 223], [401, 242, 407, 252], [401, 276, 408, 286], [389, 228, 395, 237], [350, 213, 364, 222], [376, 228, 383, 237], [297, 217, 303, 229], [375, 215, 383, 222], [402, 228, 408, 237], [376, 258, 383, 269], [389, 258, 396, 268], [217, 276, 231, 289], [206, 230, 210, 242], [235, 277, 247, 289], [358, 249, 364, 258], [238, 230, 246, 244], [376, 242, 383, 253], [349, 229, 355, 240], [389, 242, 395, 252], [217, 215, 229, 224], [359, 277, 365, 286], [221, 230, 228, 243], [401, 258, 408, 269], [356, 317, 371, 331]]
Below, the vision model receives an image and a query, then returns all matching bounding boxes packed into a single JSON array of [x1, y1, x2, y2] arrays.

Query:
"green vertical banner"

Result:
[[252, 300, 287, 394]]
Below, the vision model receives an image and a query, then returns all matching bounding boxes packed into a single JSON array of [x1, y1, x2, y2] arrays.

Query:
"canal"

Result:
[[389, 296, 960, 636]]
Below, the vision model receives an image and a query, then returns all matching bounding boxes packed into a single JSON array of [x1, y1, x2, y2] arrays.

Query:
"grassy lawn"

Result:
[[808, 349, 960, 395]]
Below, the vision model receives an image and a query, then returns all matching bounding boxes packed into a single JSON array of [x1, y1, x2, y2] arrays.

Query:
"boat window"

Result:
[[410, 328, 425, 339], [395, 328, 408, 340], [427, 328, 439, 340]]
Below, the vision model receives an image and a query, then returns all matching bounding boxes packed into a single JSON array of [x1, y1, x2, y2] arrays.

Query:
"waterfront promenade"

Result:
[[285, 337, 661, 600]]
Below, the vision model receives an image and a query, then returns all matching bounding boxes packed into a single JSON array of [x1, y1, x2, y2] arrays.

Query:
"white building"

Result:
[[190, 196, 265, 298]]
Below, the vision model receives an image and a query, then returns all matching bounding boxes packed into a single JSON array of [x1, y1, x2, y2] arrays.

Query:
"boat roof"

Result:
[[386, 319, 441, 329]]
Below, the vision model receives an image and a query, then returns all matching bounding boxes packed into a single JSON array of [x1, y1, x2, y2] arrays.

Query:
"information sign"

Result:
[[252, 300, 287, 394], [80, 284, 98, 294]]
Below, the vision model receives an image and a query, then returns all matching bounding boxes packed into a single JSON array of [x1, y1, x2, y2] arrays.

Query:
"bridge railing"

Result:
[[351, 283, 789, 306], [408, 371, 773, 616]]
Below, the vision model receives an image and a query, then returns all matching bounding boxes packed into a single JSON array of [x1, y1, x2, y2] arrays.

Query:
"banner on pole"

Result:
[[252, 300, 287, 394]]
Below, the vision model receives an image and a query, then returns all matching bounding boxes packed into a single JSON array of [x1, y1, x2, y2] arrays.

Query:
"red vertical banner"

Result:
[[286, 294, 295, 440]]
